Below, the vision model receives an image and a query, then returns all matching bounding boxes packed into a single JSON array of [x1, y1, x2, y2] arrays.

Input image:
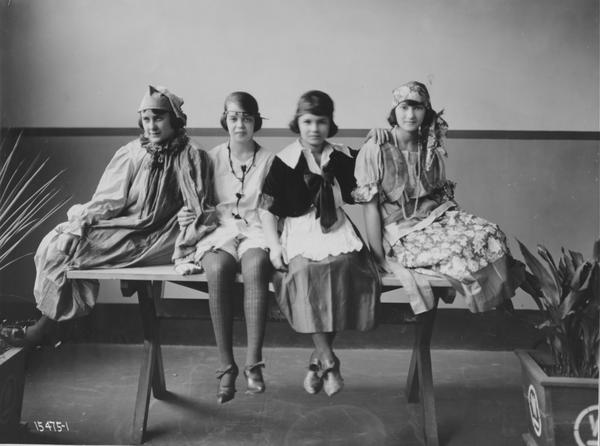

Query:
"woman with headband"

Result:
[[354, 81, 524, 315], [2, 85, 216, 348], [175, 92, 274, 404]]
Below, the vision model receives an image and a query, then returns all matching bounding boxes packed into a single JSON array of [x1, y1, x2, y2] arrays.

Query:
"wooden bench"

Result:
[[67, 265, 454, 445]]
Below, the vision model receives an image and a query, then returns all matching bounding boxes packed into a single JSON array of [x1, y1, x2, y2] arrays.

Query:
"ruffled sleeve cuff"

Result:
[[353, 140, 383, 203], [351, 182, 379, 203], [55, 220, 84, 237], [61, 203, 96, 237]]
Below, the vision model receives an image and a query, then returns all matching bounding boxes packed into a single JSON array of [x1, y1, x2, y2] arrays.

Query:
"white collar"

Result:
[[277, 139, 350, 169]]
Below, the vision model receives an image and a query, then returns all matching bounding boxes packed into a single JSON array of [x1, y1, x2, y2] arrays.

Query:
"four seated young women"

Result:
[[5, 82, 524, 404]]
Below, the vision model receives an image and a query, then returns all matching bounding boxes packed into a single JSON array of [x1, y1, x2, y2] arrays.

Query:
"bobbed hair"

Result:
[[220, 91, 263, 132], [138, 109, 185, 130], [289, 90, 338, 138]]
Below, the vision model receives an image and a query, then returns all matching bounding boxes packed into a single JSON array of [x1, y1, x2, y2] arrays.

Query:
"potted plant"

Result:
[[0, 130, 67, 440], [515, 239, 599, 446]]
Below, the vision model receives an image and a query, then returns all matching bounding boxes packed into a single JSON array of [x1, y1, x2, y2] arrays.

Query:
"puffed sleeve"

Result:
[[63, 143, 136, 236], [352, 140, 382, 203], [177, 144, 217, 214], [259, 156, 287, 217]]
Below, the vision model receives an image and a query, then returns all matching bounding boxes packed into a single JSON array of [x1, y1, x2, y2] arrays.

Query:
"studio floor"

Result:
[[13, 344, 528, 446]]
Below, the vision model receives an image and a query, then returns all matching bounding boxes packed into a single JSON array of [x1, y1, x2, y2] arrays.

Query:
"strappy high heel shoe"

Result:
[[244, 361, 266, 394], [303, 352, 323, 395], [321, 355, 344, 397], [216, 363, 239, 404]]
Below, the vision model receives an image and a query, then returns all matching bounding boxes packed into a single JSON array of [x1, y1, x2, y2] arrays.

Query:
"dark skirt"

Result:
[[273, 247, 381, 333]]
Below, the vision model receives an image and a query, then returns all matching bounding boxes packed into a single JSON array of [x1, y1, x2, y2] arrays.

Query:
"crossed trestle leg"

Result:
[[405, 297, 439, 446], [118, 278, 442, 445], [120, 280, 167, 444]]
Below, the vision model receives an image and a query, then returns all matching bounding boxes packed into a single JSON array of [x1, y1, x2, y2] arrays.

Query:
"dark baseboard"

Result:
[[0, 301, 543, 351], [8, 127, 600, 140]]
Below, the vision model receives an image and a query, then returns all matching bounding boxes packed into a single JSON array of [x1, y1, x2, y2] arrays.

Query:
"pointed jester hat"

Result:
[[138, 85, 187, 126]]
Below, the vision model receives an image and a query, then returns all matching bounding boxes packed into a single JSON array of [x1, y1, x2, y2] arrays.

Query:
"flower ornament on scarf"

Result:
[[140, 130, 189, 170], [391, 81, 449, 172], [391, 81, 431, 109], [425, 110, 449, 171]]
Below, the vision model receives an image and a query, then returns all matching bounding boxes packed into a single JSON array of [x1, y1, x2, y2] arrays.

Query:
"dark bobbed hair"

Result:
[[138, 109, 185, 130], [289, 90, 338, 138], [220, 91, 263, 132], [387, 100, 436, 128]]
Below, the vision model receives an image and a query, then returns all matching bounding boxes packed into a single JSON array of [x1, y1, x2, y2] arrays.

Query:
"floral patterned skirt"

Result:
[[393, 210, 508, 278], [389, 210, 524, 313]]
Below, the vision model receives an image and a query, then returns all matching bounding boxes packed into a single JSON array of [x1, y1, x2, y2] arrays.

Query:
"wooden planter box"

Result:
[[515, 349, 599, 446], [0, 346, 26, 441]]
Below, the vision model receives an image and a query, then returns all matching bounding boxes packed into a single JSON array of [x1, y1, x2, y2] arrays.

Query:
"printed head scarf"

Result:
[[392, 81, 431, 109], [391, 81, 449, 174], [138, 85, 187, 126]]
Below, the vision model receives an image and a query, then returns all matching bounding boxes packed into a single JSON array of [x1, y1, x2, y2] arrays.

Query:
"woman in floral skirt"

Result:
[[354, 81, 524, 315]]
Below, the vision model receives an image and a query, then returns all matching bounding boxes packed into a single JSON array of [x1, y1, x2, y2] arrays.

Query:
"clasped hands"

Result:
[[177, 206, 196, 228]]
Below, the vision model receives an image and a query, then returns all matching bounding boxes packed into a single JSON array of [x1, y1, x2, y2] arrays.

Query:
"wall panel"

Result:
[[3, 0, 599, 130]]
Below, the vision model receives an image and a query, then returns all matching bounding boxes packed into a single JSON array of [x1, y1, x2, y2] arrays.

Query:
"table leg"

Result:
[[150, 282, 167, 399], [121, 280, 166, 444], [406, 304, 439, 446]]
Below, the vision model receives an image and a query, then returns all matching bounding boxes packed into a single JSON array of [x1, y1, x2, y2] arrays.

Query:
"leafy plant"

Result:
[[0, 130, 69, 271], [517, 239, 599, 378]]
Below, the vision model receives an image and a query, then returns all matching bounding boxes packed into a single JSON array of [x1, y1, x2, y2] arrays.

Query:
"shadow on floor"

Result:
[[14, 344, 528, 446]]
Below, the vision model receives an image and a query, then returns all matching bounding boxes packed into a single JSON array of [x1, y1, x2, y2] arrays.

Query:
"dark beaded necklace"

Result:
[[227, 141, 259, 223]]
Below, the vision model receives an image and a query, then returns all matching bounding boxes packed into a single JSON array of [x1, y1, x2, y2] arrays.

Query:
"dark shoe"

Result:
[[216, 363, 239, 404], [303, 353, 322, 395], [322, 356, 344, 397], [0, 318, 59, 349], [0, 325, 27, 347], [244, 361, 266, 394]]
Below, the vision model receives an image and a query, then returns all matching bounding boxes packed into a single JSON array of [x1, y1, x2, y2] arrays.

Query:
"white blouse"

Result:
[[191, 142, 274, 262]]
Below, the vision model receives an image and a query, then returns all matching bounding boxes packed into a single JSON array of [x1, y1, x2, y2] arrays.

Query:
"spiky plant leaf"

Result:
[[538, 245, 559, 278], [0, 130, 69, 271], [518, 239, 599, 378], [561, 248, 576, 281], [558, 289, 589, 320], [569, 250, 585, 269], [517, 239, 560, 306], [520, 271, 545, 311], [570, 261, 593, 291], [536, 320, 553, 330]]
